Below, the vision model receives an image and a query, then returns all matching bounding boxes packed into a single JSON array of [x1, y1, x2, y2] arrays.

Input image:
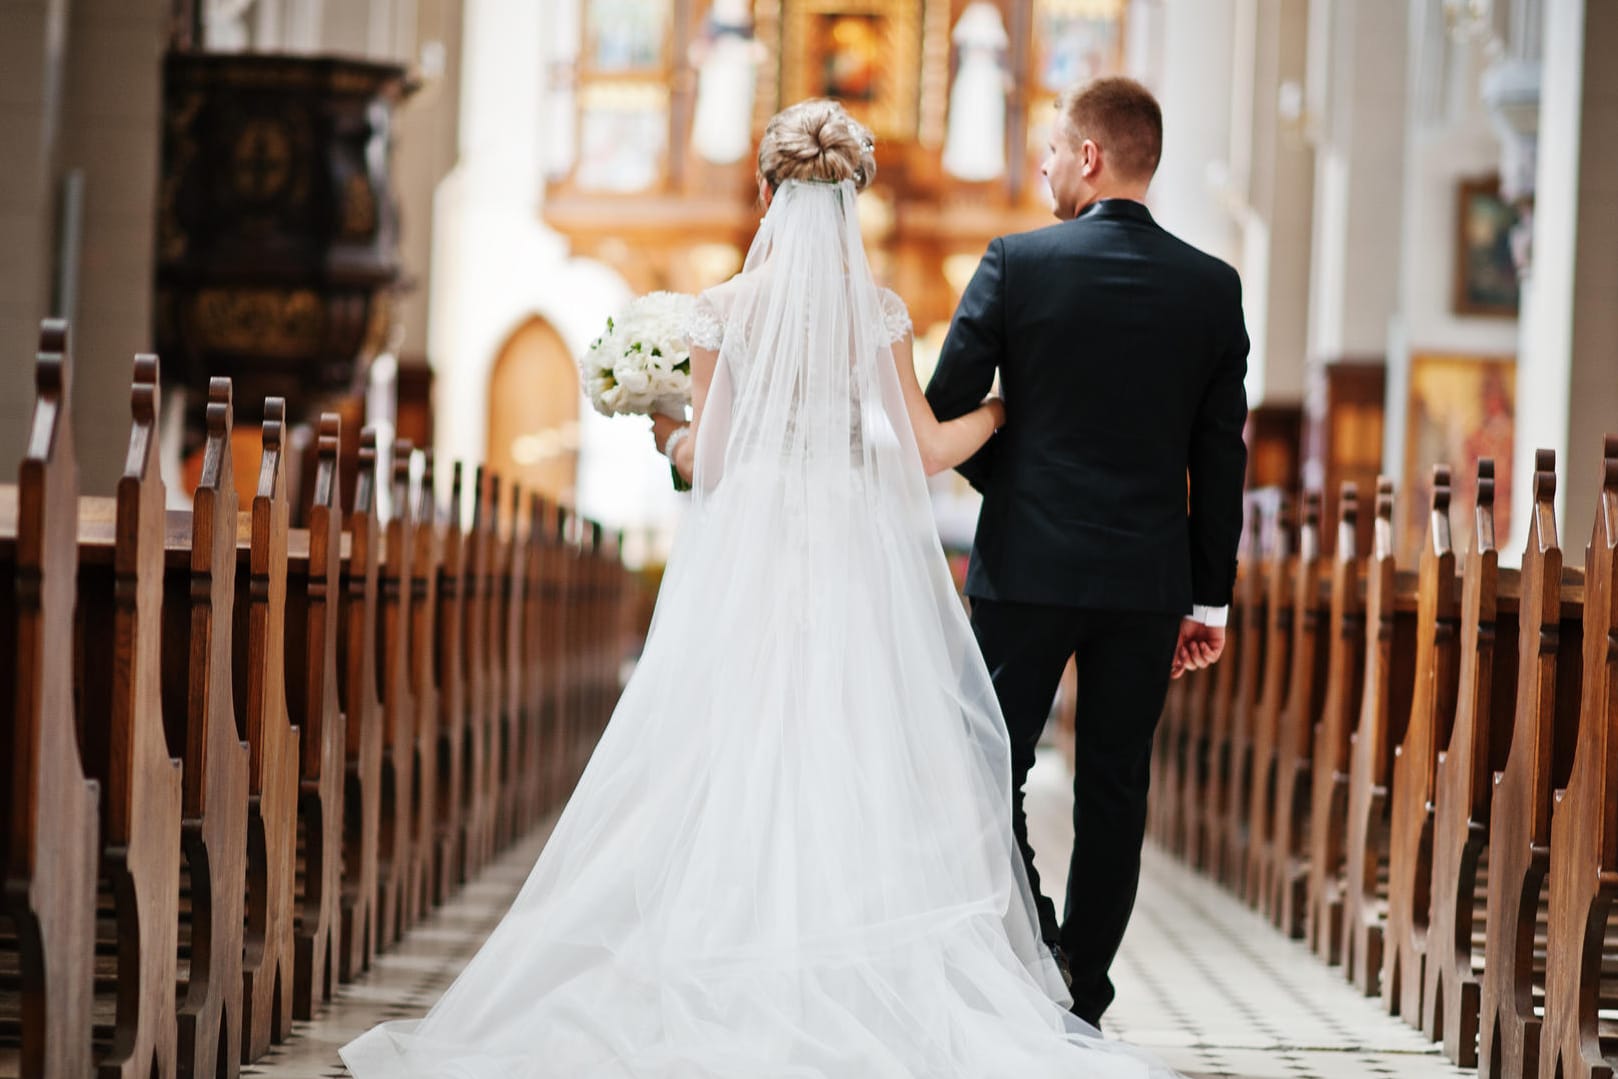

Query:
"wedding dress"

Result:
[[340, 179, 1177, 1078]]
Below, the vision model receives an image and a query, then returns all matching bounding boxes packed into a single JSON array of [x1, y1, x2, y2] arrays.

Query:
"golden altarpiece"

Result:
[[544, 0, 1128, 354]]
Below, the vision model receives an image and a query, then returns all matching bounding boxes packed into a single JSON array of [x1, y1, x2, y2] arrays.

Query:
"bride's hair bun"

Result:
[[758, 99, 877, 193]]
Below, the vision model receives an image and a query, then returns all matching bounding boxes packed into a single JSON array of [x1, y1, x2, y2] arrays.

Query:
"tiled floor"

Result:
[[1026, 754, 1471, 1079], [262, 750, 1472, 1078]]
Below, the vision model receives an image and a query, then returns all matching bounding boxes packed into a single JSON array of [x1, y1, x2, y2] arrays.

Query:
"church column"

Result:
[[1226, 0, 1314, 408], [54, 0, 171, 490], [0, 0, 68, 471], [1516, 0, 1618, 549], [1303, 0, 1406, 367], [392, 0, 463, 424], [1137, 0, 1240, 268]]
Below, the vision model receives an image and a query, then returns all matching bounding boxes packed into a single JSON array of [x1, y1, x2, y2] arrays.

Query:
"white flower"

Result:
[[578, 291, 699, 417], [614, 362, 652, 396]]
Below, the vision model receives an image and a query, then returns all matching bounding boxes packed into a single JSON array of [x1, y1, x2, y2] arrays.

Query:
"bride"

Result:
[[341, 99, 1177, 1079]]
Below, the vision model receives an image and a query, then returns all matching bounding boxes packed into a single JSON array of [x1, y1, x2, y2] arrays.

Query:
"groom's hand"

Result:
[[1170, 619, 1226, 679]]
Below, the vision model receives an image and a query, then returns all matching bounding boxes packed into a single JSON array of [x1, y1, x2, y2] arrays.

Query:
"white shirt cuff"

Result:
[[1190, 604, 1228, 628]]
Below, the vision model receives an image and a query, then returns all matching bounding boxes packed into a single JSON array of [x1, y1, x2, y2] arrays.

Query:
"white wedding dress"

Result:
[[340, 180, 1178, 1078]]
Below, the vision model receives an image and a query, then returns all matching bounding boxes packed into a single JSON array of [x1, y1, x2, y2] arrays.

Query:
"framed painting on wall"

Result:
[[1401, 352, 1515, 562], [779, 0, 939, 141], [1452, 174, 1520, 317]]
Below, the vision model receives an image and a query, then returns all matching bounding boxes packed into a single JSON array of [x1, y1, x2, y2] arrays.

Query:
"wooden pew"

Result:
[[338, 429, 383, 978], [407, 451, 443, 914], [1163, 674, 1189, 846], [1151, 663, 1188, 849], [1219, 496, 1270, 890], [284, 414, 346, 1020], [1269, 490, 1329, 938], [0, 322, 102, 1079], [377, 433, 417, 944], [1171, 660, 1214, 869], [554, 509, 582, 799], [434, 463, 470, 900], [0, 326, 633, 1075], [1384, 466, 1462, 1021], [592, 526, 619, 744], [1306, 483, 1368, 965], [73, 355, 184, 1078], [498, 486, 529, 844], [1480, 451, 1584, 1079], [1423, 460, 1518, 1067], [458, 469, 493, 879], [481, 477, 510, 856], [1541, 435, 1618, 1079], [544, 505, 573, 810], [1245, 495, 1295, 908], [1201, 507, 1256, 884], [236, 400, 301, 1059], [1342, 478, 1418, 996], [518, 496, 548, 828], [167, 378, 249, 1079], [486, 479, 516, 854]]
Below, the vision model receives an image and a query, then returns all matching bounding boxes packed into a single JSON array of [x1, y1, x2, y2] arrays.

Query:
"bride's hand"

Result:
[[651, 412, 686, 452]]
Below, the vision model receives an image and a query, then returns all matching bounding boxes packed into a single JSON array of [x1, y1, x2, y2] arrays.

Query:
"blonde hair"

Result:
[[757, 99, 877, 192]]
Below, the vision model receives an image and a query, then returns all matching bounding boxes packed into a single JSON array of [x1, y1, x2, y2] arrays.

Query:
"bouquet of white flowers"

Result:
[[580, 291, 695, 419], [579, 290, 697, 490]]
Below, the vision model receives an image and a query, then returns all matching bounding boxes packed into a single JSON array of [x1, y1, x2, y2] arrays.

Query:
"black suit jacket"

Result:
[[926, 198, 1249, 613]]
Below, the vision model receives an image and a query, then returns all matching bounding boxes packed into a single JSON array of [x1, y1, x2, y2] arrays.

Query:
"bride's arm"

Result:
[[890, 333, 1004, 477], [652, 344, 718, 484]]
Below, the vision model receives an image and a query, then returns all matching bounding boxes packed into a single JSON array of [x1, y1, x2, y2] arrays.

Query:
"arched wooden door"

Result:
[[486, 317, 581, 504]]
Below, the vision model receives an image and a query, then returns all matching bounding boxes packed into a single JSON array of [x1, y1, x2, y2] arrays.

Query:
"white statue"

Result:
[[942, 3, 1009, 182], [690, 0, 765, 166]]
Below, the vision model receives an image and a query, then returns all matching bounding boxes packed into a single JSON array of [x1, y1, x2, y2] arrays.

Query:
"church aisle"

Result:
[[259, 750, 1471, 1079], [1029, 751, 1471, 1079]]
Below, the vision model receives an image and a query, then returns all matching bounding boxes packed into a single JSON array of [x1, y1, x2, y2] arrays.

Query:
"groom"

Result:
[[926, 76, 1249, 1026]]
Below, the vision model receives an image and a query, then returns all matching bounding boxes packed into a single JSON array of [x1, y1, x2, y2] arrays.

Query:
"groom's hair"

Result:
[[1058, 77, 1163, 182]]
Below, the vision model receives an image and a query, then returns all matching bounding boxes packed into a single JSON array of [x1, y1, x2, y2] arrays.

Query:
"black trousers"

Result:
[[969, 597, 1181, 1026]]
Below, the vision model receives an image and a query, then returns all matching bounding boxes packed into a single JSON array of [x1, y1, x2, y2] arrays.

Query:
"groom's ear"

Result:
[[1081, 139, 1102, 178]]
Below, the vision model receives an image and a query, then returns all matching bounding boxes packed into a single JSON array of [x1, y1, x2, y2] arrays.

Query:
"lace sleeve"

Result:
[[878, 289, 913, 345], [686, 295, 724, 351]]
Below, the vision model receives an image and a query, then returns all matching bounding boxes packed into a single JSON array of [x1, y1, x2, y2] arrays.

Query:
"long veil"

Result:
[[340, 179, 1174, 1078]]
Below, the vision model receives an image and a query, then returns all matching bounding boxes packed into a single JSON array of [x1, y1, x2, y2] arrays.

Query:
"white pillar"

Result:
[[1304, 0, 1407, 363], [1514, 0, 1618, 552], [1145, 0, 1240, 267], [55, 0, 170, 492], [1229, 0, 1315, 406], [393, 0, 463, 374], [0, 0, 69, 472]]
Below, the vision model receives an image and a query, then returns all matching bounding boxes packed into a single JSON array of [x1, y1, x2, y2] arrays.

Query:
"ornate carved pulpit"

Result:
[[156, 52, 409, 462]]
